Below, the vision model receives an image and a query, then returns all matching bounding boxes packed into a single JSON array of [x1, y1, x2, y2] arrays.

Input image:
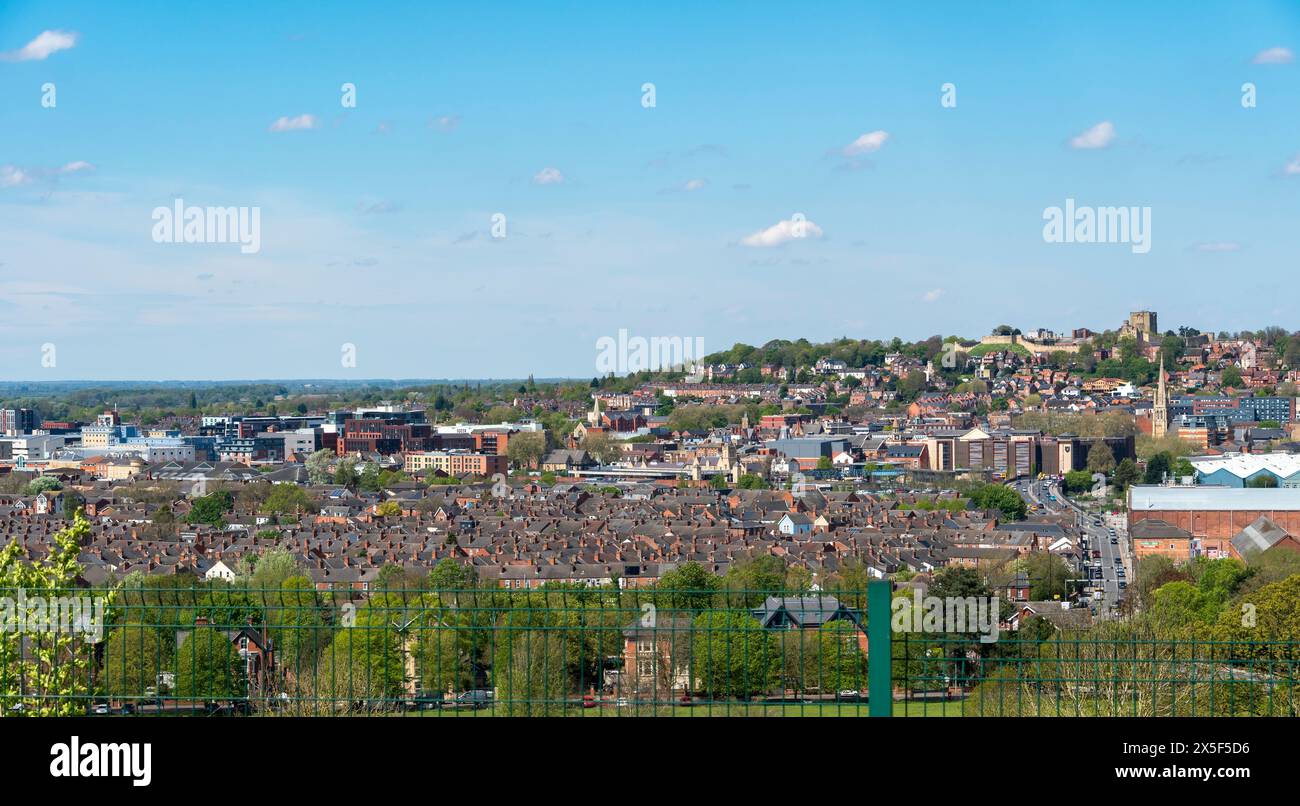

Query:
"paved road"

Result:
[[1009, 478, 1131, 615]]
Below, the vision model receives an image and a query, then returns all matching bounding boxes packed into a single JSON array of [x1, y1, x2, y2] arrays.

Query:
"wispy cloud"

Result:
[[356, 199, 399, 215], [741, 216, 823, 247], [59, 161, 94, 174], [1252, 46, 1294, 65], [841, 130, 890, 157], [922, 288, 944, 302], [1285, 154, 1300, 176], [660, 178, 707, 194], [0, 30, 79, 62], [0, 165, 31, 188], [1193, 241, 1241, 253], [1069, 121, 1115, 150], [268, 114, 319, 132], [430, 115, 460, 132], [533, 167, 564, 185]]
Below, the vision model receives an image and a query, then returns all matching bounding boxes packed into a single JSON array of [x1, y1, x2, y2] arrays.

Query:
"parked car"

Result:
[[443, 690, 493, 710], [409, 690, 444, 711]]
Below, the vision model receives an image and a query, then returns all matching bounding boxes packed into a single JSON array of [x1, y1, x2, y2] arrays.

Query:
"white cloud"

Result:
[[0, 30, 79, 62], [1285, 155, 1300, 176], [0, 165, 31, 187], [430, 115, 460, 132], [740, 216, 823, 247], [59, 161, 94, 174], [1069, 121, 1115, 150], [922, 288, 944, 302], [533, 167, 564, 185], [841, 130, 890, 156], [268, 114, 319, 132], [682, 178, 707, 191], [1194, 241, 1241, 253], [1252, 46, 1294, 65]]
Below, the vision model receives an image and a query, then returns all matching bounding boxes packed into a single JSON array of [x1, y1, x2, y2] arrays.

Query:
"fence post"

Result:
[[867, 579, 891, 717]]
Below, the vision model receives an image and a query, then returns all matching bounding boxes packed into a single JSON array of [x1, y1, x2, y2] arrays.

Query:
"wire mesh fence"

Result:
[[1, 582, 1295, 717]]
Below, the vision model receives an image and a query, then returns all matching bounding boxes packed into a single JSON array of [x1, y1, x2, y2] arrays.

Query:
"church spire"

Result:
[[1152, 351, 1168, 438]]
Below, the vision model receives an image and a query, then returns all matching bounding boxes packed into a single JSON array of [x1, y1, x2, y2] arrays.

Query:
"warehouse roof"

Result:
[[1189, 452, 1300, 481], [1128, 485, 1300, 511]]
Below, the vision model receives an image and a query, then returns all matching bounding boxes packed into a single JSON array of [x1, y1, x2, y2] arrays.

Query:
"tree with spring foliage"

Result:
[[691, 610, 779, 699], [174, 626, 244, 701], [103, 624, 166, 700], [0, 511, 103, 716]]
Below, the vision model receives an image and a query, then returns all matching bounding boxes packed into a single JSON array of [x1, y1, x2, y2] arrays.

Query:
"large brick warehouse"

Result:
[[1127, 486, 1300, 560]]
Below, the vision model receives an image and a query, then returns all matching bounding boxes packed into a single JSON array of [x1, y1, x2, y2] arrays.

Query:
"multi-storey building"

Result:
[[0, 408, 39, 436], [403, 450, 507, 478]]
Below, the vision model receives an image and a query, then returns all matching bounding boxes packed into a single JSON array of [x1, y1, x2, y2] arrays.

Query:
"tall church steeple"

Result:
[[1152, 351, 1168, 439]]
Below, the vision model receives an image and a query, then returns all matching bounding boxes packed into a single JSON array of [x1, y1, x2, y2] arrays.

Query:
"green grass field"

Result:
[[384, 699, 965, 717]]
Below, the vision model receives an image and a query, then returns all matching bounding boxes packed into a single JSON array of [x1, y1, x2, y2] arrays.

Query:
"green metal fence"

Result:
[[1, 581, 1295, 717]]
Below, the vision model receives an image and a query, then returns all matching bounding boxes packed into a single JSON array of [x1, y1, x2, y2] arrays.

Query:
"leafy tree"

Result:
[[1220, 365, 1243, 388], [1113, 458, 1140, 490], [246, 549, 300, 592], [495, 628, 569, 716], [265, 577, 329, 682], [427, 559, 476, 592], [968, 484, 1026, 520], [103, 624, 166, 699], [375, 500, 402, 517], [1021, 552, 1072, 601], [691, 611, 779, 699], [1248, 474, 1279, 488], [186, 491, 234, 526], [780, 620, 866, 694], [174, 626, 244, 700], [263, 484, 314, 517], [581, 432, 622, 465], [654, 561, 720, 612], [723, 554, 791, 606], [334, 457, 359, 489], [1063, 469, 1094, 494], [506, 431, 547, 470], [1085, 442, 1115, 474], [305, 449, 336, 484], [25, 476, 62, 496], [1143, 452, 1173, 485], [0, 512, 99, 715]]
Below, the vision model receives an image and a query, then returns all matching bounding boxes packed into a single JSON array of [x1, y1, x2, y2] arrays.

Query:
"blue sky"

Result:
[[1, 1, 1298, 380]]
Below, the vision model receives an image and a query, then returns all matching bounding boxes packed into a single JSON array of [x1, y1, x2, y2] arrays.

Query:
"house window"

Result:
[[636, 640, 652, 653]]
